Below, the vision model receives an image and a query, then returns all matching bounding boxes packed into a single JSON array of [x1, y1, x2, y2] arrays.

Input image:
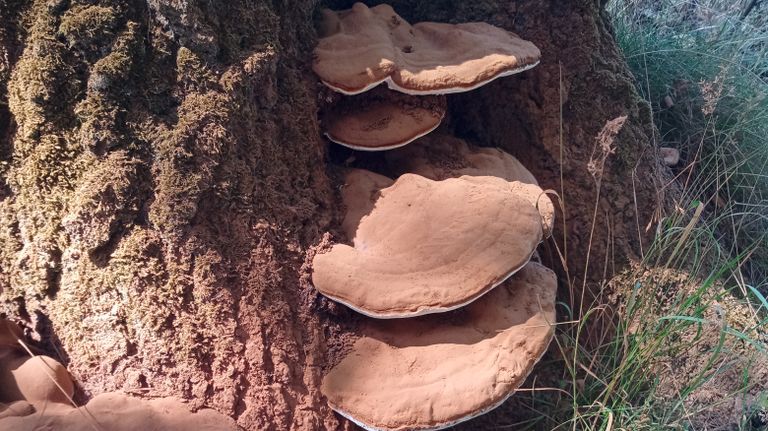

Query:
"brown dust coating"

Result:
[[0, 392, 238, 430], [324, 93, 446, 150], [387, 136, 555, 235], [313, 3, 541, 95], [312, 173, 545, 318], [322, 262, 557, 431]]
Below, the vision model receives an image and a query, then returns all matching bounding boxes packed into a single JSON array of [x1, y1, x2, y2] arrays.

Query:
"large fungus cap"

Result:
[[387, 135, 555, 235], [312, 170, 546, 318], [387, 134, 538, 184], [324, 92, 446, 151], [0, 392, 238, 430], [322, 262, 557, 431], [0, 354, 74, 409], [313, 3, 541, 95], [338, 169, 394, 239]]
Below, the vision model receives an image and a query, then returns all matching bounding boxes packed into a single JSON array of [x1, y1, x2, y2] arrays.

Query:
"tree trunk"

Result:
[[0, 0, 665, 429]]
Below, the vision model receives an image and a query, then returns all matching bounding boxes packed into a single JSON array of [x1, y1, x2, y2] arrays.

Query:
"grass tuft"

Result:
[[503, 2, 768, 430]]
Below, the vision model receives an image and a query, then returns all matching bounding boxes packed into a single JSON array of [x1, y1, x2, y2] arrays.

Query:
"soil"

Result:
[[0, 0, 668, 430]]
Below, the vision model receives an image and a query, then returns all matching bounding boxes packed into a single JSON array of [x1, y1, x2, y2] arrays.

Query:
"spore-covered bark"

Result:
[[0, 0, 667, 429]]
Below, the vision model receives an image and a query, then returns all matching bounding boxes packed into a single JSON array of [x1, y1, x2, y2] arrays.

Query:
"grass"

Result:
[[610, 0, 768, 292], [504, 2, 768, 430]]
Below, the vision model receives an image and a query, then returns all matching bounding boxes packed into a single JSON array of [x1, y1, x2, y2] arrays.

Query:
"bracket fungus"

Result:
[[312, 170, 548, 318], [0, 319, 72, 412], [322, 262, 556, 431], [386, 134, 539, 185], [0, 322, 75, 414], [338, 168, 394, 239], [313, 3, 541, 95], [309, 3, 557, 427], [0, 354, 75, 411], [0, 393, 238, 431], [387, 135, 555, 235], [323, 92, 446, 151]]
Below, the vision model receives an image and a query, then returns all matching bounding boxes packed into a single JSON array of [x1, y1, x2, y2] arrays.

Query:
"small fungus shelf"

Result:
[[323, 91, 446, 151], [0, 319, 238, 429]]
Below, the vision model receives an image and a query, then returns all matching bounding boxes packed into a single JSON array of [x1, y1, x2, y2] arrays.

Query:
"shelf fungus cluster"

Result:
[[314, 1, 539, 151], [313, 3, 557, 431]]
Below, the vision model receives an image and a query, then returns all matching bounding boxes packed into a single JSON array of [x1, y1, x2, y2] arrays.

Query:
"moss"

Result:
[[9, 45, 70, 143], [91, 51, 132, 87], [149, 91, 232, 235], [215, 1, 279, 62], [75, 22, 143, 153], [0, 198, 22, 296], [105, 228, 173, 333], [3, 3, 79, 294], [175, 46, 217, 91], [91, 21, 142, 88], [0, 0, 28, 161], [7, 0, 84, 149], [8, 132, 93, 295], [75, 97, 123, 153], [2, 2, 97, 297], [58, 5, 119, 51], [13, 135, 84, 197], [62, 151, 145, 253]]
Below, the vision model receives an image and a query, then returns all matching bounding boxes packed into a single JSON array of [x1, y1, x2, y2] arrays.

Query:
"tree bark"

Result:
[[0, 0, 666, 429]]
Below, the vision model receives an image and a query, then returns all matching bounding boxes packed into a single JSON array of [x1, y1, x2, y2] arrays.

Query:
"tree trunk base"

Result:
[[0, 0, 669, 429]]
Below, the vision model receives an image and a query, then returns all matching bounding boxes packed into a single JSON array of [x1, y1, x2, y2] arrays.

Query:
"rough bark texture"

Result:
[[0, 0, 666, 430]]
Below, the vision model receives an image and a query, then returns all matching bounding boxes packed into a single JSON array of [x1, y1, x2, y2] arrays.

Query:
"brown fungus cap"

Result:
[[386, 134, 538, 184], [0, 392, 238, 430], [338, 169, 394, 239], [387, 135, 555, 235], [0, 401, 34, 420], [322, 262, 557, 431], [312, 170, 546, 318], [324, 92, 446, 151], [313, 3, 541, 95], [0, 354, 75, 410]]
